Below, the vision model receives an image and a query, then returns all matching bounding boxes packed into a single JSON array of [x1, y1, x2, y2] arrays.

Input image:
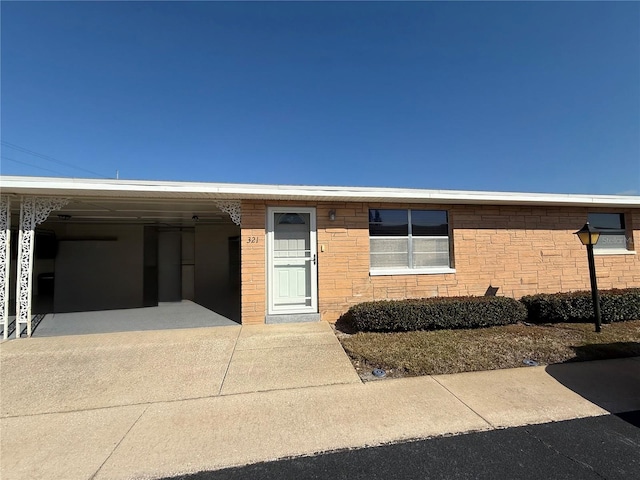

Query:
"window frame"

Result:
[[368, 208, 455, 276], [587, 212, 635, 255]]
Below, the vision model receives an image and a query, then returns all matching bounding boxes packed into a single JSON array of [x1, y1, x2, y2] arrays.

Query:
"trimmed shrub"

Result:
[[344, 296, 527, 332], [520, 289, 640, 324]]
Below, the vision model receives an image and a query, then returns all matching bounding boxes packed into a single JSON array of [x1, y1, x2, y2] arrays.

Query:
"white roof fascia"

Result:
[[0, 175, 639, 208]]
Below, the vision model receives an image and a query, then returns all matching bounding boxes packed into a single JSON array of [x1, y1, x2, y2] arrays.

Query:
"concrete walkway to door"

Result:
[[1, 322, 639, 480]]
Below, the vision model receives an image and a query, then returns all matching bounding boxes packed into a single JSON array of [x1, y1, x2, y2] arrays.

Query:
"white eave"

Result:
[[0, 175, 639, 208]]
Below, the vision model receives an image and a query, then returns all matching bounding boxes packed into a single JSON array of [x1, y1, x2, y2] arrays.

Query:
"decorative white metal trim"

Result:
[[0, 196, 10, 339], [214, 200, 241, 226], [15, 196, 69, 338]]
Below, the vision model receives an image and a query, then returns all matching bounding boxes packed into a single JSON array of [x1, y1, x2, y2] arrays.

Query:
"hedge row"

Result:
[[345, 296, 527, 332], [344, 288, 640, 332], [520, 289, 640, 324]]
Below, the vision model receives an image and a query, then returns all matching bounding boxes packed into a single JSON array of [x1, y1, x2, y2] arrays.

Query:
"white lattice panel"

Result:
[[0, 196, 10, 339], [15, 197, 69, 338]]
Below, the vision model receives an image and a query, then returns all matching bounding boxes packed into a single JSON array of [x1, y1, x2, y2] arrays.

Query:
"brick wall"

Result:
[[240, 201, 267, 325], [241, 200, 640, 324]]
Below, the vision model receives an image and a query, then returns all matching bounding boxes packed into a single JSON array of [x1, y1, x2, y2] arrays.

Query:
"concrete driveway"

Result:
[[2, 322, 638, 480], [0, 321, 360, 417]]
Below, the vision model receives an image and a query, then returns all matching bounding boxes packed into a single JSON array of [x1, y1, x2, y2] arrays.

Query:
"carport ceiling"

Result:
[[10, 197, 235, 226]]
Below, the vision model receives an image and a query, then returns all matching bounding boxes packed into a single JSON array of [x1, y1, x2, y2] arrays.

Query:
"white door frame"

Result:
[[266, 206, 318, 315]]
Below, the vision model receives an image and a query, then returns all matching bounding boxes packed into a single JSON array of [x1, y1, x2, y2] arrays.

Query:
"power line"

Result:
[[1, 141, 110, 178], [1, 155, 68, 176]]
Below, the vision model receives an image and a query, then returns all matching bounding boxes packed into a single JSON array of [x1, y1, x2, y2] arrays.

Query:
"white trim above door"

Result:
[[267, 207, 318, 316]]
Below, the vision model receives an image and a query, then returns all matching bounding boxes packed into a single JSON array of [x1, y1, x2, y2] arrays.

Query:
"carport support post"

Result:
[[0, 196, 10, 339], [15, 196, 68, 338]]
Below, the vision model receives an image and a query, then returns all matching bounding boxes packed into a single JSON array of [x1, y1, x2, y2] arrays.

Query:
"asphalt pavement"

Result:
[[167, 411, 640, 480]]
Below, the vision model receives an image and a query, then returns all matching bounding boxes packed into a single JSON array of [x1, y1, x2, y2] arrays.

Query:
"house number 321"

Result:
[[247, 236, 259, 244]]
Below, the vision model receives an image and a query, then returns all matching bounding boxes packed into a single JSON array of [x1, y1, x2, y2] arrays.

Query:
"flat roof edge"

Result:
[[1, 175, 638, 207]]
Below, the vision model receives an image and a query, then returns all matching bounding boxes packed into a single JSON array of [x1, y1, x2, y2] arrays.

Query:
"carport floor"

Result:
[[31, 300, 238, 337]]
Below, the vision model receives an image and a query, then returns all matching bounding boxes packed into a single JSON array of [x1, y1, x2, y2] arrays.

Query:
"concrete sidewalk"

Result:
[[1, 322, 639, 480]]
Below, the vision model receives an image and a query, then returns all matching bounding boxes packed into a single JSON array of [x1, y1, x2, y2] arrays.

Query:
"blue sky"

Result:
[[1, 1, 639, 194]]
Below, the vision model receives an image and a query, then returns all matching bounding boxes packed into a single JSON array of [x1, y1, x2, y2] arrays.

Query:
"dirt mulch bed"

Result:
[[336, 320, 640, 380]]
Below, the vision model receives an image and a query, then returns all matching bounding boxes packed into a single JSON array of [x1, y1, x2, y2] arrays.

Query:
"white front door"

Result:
[[267, 207, 317, 315]]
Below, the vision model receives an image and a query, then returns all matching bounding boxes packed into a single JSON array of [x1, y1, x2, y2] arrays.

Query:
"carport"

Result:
[[1, 183, 243, 338], [30, 301, 237, 337]]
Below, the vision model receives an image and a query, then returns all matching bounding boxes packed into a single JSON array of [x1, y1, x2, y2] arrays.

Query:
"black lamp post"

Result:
[[574, 222, 602, 333]]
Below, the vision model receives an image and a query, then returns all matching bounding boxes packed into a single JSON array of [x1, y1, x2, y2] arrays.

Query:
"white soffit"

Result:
[[0, 175, 639, 208]]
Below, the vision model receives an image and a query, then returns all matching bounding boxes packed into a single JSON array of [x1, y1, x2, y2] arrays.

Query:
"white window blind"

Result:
[[369, 209, 451, 272]]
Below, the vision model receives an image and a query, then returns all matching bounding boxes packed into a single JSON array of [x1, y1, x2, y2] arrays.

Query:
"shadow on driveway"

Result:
[[545, 354, 640, 423]]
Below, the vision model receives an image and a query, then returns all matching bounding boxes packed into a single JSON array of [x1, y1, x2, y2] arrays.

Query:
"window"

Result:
[[369, 209, 452, 274], [588, 213, 628, 251]]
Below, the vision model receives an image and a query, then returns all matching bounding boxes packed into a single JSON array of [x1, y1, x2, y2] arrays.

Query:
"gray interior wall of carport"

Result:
[[195, 224, 240, 321], [53, 224, 144, 312], [33, 222, 239, 318]]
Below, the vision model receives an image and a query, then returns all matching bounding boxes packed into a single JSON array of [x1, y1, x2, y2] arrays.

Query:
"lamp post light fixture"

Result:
[[574, 222, 602, 333]]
